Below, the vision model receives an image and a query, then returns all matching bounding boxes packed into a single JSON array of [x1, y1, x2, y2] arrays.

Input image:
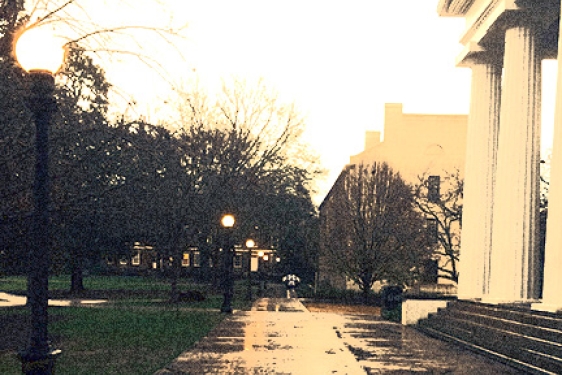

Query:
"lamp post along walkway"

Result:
[[220, 214, 235, 314], [245, 239, 255, 301], [14, 26, 66, 375]]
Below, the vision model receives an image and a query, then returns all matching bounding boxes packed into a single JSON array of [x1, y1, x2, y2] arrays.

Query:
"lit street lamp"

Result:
[[245, 239, 255, 301], [257, 250, 266, 297], [15, 25, 65, 375], [220, 214, 235, 313]]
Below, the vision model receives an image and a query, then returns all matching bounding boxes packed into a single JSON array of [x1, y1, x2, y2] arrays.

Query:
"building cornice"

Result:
[[456, 0, 558, 58], [438, 0, 476, 16]]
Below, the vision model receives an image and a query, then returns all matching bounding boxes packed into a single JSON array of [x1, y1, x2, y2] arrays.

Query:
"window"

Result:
[[233, 254, 243, 269], [426, 218, 438, 244], [421, 259, 439, 283], [428, 175, 440, 203], [182, 252, 190, 267], [193, 251, 201, 267]]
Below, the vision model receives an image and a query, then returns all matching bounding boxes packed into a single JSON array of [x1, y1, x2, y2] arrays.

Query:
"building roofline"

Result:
[[319, 164, 356, 211], [438, 0, 475, 16]]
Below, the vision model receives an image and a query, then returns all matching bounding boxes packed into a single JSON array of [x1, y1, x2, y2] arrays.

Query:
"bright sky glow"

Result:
[[26, 0, 558, 204]]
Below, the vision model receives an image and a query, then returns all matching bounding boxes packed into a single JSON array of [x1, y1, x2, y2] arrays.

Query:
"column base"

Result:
[[457, 294, 483, 301], [531, 302, 562, 313]]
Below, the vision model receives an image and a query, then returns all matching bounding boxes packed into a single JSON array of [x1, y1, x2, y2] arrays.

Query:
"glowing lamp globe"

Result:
[[221, 214, 235, 228], [245, 239, 255, 248], [15, 26, 65, 74]]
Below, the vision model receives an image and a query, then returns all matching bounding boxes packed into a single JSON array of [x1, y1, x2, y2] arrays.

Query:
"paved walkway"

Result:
[[154, 297, 519, 375], [0, 292, 107, 307]]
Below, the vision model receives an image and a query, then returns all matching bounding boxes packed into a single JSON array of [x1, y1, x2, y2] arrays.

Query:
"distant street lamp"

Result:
[[14, 25, 65, 375], [220, 214, 235, 313], [245, 239, 255, 301], [257, 251, 266, 297]]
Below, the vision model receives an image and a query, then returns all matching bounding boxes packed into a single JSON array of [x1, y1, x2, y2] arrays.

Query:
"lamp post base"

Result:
[[220, 292, 233, 314], [19, 347, 61, 375]]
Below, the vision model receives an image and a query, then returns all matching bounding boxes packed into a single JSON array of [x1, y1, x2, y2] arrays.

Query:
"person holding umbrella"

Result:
[[282, 274, 301, 298]]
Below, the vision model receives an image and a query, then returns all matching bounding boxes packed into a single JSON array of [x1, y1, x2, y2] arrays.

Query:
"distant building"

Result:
[[350, 103, 466, 185], [106, 242, 278, 278], [318, 103, 467, 291]]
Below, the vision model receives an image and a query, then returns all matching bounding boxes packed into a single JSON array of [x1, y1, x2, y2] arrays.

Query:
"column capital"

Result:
[[502, 11, 545, 31], [457, 46, 503, 68]]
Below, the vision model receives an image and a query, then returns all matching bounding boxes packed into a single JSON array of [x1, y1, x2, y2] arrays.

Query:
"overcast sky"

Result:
[[28, 0, 558, 203]]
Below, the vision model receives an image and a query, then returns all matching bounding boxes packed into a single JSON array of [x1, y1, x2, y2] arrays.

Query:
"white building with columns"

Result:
[[437, 0, 562, 311]]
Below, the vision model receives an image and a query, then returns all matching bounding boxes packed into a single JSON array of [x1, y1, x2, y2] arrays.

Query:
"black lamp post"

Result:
[[245, 239, 255, 301], [220, 214, 235, 314], [257, 251, 265, 297], [14, 26, 65, 375]]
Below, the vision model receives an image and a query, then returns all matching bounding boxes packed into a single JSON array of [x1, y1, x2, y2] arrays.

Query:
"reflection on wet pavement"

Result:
[[158, 299, 365, 374], [338, 315, 519, 374], [251, 298, 308, 313], [155, 298, 520, 375]]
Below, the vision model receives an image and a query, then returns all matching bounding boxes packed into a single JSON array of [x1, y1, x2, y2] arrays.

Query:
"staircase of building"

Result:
[[416, 300, 562, 375]]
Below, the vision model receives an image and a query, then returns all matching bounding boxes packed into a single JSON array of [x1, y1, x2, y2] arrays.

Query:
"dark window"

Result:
[[426, 218, 438, 244], [421, 259, 439, 283], [428, 175, 440, 203], [233, 254, 243, 268]]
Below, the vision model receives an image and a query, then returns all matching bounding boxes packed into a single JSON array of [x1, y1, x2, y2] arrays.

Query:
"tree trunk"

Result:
[[360, 275, 372, 304], [170, 257, 180, 302], [169, 246, 181, 302], [197, 230, 212, 283], [70, 250, 85, 294], [211, 247, 222, 291]]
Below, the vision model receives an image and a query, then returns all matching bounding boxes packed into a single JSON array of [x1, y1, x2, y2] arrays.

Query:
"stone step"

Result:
[[449, 301, 562, 331], [438, 308, 562, 346], [420, 314, 562, 373], [417, 301, 562, 375], [418, 324, 558, 375]]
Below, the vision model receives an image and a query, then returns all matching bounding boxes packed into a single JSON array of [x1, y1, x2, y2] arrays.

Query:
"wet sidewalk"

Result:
[[154, 297, 518, 375]]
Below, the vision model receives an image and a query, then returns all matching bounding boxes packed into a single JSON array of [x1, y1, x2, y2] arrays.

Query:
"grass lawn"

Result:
[[0, 275, 254, 375]]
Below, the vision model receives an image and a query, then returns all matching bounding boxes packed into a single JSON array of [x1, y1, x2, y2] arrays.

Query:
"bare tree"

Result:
[[321, 163, 430, 297], [172, 78, 322, 286], [412, 170, 463, 283], [175, 78, 322, 212]]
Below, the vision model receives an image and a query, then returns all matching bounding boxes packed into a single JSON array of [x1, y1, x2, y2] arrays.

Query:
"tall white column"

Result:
[[533, 12, 562, 313], [457, 60, 501, 300], [485, 24, 542, 303]]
